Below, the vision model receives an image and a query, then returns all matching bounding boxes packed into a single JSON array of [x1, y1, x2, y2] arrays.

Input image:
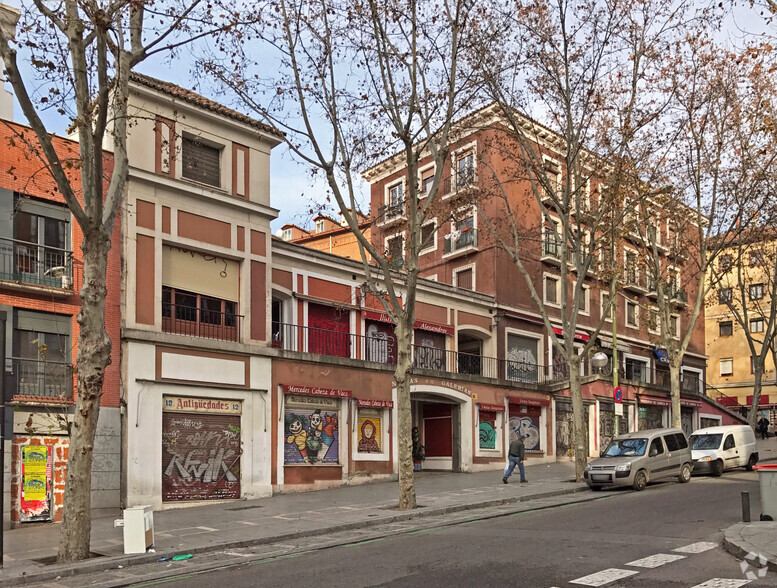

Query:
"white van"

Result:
[[689, 425, 758, 476]]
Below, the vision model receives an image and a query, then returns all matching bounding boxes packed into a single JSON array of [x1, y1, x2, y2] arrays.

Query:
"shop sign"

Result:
[[681, 399, 702, 408], [163, 396, 242, 415], [356, 398, 394, 408], [509, 396, 550, 407], [287, 395, 338, 408], [20, 445, 52, 522], [360, 310, 455, 336], [638, 395, 672, 407], [283, 384, 352, 398], [478, 402, 505, 412]]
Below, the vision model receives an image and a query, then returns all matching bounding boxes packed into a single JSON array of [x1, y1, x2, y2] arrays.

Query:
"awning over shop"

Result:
[[551, 327, 590, 342], [356, 398, 393, 408], [478, 402, 506, 412], [747, 395, 771, 406], [681, 399, 702, 408], [283, 384, 352, 398]]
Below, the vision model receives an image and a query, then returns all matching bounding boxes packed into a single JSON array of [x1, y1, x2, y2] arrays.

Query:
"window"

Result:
[[544, 275, 559, 305], [577, 285, 589, 314], [543, 220, 561, 257], [648, 308, 660, 334], [315, 219, 326, 233], [282, 228, 293, 241], [446, 215, 476, 252], [625, 358, 647, 382], [719, 254, 733, 271], [14, 310, 72, 399], [456, 151, 474, 187], [719, 321, 733, 337], [625, 251, 639, 285], [182, 135, 221, 187], [669, 315, 679, 338], [162, 286, 238, 341], [664, 434, 680, 452], [420, 221, 436, 253], [601, 291, 612, 322], [421, 169, 435, 197], [750, 250, 764, 267], [720, 358, 733, 376], [649, 438, 664, 456], [718, 288, 732, 304], [12, 201, 70, 287], [750, 318, 765, 333], [389, 183, 404, 207], [723, 434, 736, 450], [749, 283, 764, 301], [543, 158, 561, 199], [454, 267, 474, 290], [387, 234, 404, 268], [625, 301, 638, 328]]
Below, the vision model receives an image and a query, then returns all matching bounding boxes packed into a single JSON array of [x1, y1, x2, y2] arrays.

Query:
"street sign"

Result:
[[615, 403, 624, 416], [614, 387, 622, 403]]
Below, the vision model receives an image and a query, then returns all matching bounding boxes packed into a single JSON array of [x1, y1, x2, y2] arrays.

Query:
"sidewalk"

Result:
[[722, 436, 777, 572], [0, 461, 583, 585]]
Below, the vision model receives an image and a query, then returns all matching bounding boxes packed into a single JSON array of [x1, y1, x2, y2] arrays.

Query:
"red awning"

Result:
[[551, 327, 590, 342], [717, 396, 739, 407], [638, 395, 672, 407], [356, 398, 393, 408], [283, 384, 352, 398], [361, 310, 455, 336], [681, 399, 702, 408], [747, 395, 771, 406]]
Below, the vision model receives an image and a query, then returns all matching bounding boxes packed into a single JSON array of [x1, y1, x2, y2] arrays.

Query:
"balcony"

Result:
[[0, 237, 74, 294], [623, 269, 647, 293], [377, 199, 405, 226], [273, 321, 398, 363], [162, 302, 243, 342], [12, 357, 73, 401], [669, 286, 688, 305], [443, 228, 477, 258], [441, 172, 478, 200], [542, 234, 561, 263]]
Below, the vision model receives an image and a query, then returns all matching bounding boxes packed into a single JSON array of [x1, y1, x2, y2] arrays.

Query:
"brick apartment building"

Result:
[[0, 92, 121, 525]]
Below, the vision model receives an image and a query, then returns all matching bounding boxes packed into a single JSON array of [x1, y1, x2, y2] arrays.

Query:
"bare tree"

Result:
[[203, 0, 478, 510], [472, 0, 695, 480], [0, 0, 237, 563]]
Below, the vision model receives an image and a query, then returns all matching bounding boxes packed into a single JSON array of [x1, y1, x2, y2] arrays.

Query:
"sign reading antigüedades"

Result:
[[163, 395, 242, 415]]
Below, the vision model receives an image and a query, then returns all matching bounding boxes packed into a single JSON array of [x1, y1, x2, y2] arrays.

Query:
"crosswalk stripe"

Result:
[[569, 568, 639, 586], [673, 541, 718, 554], [690, 579, 751, 588], [625, 553, 686, 568]]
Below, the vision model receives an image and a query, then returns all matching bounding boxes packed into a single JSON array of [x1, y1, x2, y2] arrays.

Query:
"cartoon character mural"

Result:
[[357, 417, 381, 453], [284, 408, 339, 464]]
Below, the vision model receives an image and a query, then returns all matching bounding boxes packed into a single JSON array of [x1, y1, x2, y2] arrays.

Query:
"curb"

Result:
[[0, 484, 588, 586], [722, 522, 777, 573]]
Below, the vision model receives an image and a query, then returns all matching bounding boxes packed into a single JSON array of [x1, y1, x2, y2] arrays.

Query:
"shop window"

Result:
[[284, 396, 340, 464], [719, 321, 733, 337], [356, 408, 383, 454], [182, 135, 221, 187], [478, 410, 498, 450]]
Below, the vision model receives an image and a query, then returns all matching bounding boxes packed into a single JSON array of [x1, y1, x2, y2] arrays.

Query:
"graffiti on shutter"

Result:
[[162, 412, 241, 501]]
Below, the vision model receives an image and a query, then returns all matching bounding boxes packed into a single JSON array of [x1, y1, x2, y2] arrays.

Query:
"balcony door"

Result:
[[308, 303, 350, 358], [14, 310, 71, 400], [9, 199, 70, 287]]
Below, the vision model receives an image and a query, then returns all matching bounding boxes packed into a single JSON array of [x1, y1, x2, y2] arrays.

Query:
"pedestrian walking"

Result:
[[758, 415, 770, 440], [503, 434, 528, 484]]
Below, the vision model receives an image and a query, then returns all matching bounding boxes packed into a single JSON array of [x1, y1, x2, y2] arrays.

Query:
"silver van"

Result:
[[584, 428, 693, 491], [690, 425, 759, 476]]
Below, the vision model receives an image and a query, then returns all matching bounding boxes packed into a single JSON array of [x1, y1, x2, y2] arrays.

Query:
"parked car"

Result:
[[689, 425, 758, 476], [584, 428, 693, 491]]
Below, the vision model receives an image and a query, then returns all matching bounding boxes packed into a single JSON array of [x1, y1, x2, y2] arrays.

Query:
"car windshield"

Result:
[[602, 438, 647, 457], [691, 434, 723, 450]]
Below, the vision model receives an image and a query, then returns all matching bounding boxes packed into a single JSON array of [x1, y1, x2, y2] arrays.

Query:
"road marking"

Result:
[[238, 521, 258, 526], [673, 541, 718, 554], [569, 568, 639, 586], [690, 580, 751, 588], [625, 553, 686, 568]]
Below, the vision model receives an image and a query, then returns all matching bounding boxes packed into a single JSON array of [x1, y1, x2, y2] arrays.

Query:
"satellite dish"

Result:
[[44, 266, 67, 278]]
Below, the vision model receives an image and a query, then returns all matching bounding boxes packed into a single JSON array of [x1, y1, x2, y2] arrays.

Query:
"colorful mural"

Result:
[[20, 445, 52, 522], [357, 413, 382, 453], [285, 405, 339, 464], [479, 410, 497, 449]]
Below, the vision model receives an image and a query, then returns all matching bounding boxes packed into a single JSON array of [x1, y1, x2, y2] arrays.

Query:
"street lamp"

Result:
[[592, 352, 609, 372]]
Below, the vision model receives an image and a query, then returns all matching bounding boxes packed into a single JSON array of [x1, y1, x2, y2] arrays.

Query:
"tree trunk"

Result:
[[749, 366, 764, 430], [395, 320, 416, 510], [669, 361, 681, 429], [57, 228, 112, 563], [569, 363, 587, 482]]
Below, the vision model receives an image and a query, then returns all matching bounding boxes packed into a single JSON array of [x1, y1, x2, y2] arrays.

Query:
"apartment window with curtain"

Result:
[[719, 321, 733, 337]]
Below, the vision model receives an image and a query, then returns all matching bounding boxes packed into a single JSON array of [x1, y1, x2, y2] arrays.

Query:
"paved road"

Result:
[[151, 471, 774, 587]]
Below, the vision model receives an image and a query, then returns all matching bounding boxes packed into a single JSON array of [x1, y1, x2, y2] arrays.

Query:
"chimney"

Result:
[[0, 3, 20, 121]]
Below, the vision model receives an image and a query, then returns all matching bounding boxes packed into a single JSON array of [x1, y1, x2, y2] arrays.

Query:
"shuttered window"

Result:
[[182, 136, 221, 186], [455, 268, 473, 290]]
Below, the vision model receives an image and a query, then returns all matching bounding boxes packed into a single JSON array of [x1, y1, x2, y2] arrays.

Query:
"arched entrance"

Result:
[[410, 385, 472, 472]]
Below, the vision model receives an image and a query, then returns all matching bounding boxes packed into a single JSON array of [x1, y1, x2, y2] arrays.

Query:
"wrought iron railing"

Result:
[[444, 229, 477, 253], [621, 363, 701, 394], [162, 302, 242, 342], [543, 233, 560, 257], [0, 236, 74, 289], [13, 357, 73, 400], [378, 199, 405, 222], [273, 321, 398, 363]]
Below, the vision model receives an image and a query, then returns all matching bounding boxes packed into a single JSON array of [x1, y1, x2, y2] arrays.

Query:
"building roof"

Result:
[[129, 72, 283, 138]]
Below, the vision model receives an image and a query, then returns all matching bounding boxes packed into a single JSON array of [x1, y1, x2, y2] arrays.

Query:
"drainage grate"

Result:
[[225, 505, 264, 512]]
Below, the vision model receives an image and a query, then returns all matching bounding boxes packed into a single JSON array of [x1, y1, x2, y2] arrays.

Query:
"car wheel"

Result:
[[711, 459, 724, 477], [632, 470, 647, 491], [746, 454, 758, 471], [678, 463, 692, 483]]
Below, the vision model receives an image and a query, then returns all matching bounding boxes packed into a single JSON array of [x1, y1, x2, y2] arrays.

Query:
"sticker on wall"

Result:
[[20, 445, 53, 522]]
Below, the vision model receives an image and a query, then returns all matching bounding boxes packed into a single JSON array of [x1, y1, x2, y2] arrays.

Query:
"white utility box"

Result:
[[114, 505, 154, 554]]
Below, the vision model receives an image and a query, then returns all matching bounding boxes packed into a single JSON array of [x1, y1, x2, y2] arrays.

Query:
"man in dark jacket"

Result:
[[759, 415, 770, 440], [503, 434, 528, 484]]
